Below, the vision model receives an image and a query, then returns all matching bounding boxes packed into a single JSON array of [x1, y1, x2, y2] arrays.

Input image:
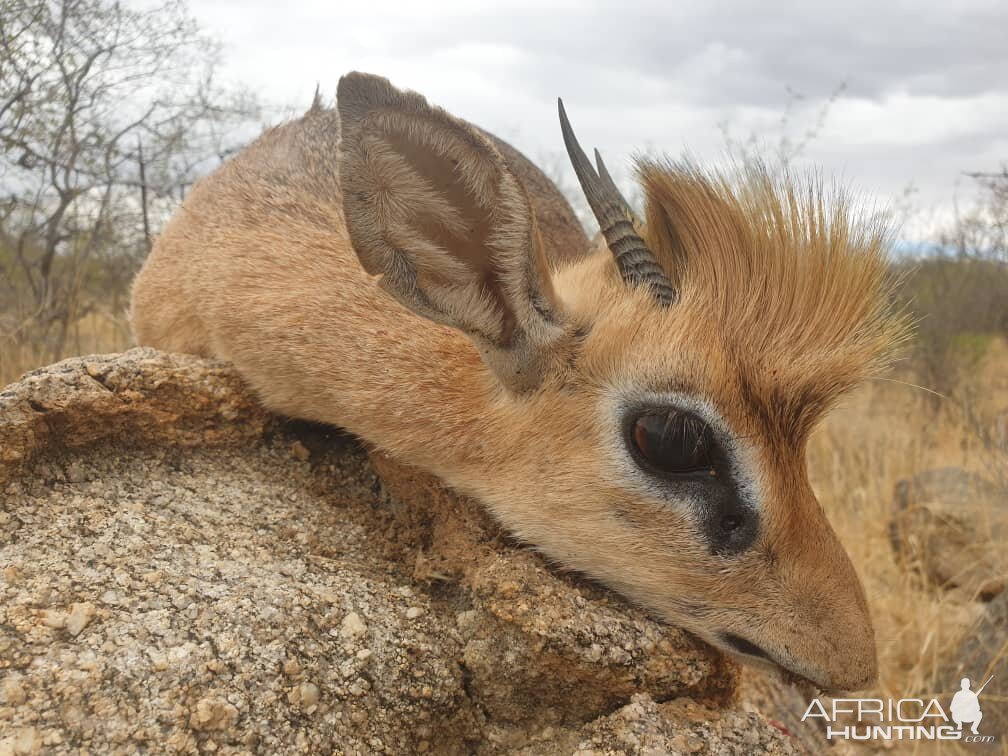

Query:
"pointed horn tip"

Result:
[[556, 99, 675, 306], [593, 148, 610, 179]]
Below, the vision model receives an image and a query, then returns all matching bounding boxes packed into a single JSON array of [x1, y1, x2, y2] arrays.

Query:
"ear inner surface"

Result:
[[337, 71, 570, 393]]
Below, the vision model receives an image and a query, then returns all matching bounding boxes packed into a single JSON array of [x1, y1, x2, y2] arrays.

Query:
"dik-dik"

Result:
[[131, 72, 905, 692]]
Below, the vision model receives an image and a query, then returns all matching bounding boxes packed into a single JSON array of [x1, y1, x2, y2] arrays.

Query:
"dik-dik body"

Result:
[[131, 72, 904, 691]]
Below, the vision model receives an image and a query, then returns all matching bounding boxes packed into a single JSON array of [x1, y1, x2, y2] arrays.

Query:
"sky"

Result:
[[180, 0, 1007, 246]]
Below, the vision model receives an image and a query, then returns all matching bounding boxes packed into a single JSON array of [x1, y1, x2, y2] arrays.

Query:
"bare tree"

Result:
[[719, 82, 847, 172], [895, 167, 1008, 405], [951, 167, 1008, 264], [0, 0, 259, 358]]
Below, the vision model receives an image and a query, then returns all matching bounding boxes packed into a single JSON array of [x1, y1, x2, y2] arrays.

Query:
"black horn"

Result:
[[558, 99, 676, 306]]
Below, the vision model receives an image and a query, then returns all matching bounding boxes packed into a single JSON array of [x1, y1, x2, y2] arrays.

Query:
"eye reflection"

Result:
[[630, 410, 716, 476]]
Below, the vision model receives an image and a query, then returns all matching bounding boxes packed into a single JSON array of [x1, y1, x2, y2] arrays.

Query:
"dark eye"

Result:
[[629, 411, 716, 476]]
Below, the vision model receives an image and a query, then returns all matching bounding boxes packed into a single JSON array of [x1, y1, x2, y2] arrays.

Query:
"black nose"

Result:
[[721, 632, 771, 661]]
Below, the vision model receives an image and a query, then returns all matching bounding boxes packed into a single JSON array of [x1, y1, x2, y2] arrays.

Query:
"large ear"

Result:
[[337, 72, 570, 393]]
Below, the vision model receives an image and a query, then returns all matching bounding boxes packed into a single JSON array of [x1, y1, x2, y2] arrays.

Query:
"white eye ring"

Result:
[[602, 387, 763, 516]]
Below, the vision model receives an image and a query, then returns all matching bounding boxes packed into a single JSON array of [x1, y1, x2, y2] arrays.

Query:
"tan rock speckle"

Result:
[[65, 602, 96, 637]]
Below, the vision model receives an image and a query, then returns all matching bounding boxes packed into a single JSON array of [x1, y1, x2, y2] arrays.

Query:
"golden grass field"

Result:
[[3, 312, 1006, 747], [0, 310, 133, 387], [809, 338, 1007, 742]]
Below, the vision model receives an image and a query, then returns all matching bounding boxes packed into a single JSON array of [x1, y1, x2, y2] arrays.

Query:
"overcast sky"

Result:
[[184, 0, 1007, 245]]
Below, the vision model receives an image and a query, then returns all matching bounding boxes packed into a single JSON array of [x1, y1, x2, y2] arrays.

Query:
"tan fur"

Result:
[[640, 162, 904, 434], [131, 72, 906, 692]]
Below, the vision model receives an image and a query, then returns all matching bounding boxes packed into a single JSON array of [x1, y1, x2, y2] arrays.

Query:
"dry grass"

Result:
[[0, 310, 132, 387], [809, 338, 1008, 719]]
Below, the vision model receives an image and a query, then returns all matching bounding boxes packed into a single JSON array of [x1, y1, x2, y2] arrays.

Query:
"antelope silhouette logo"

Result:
[[951, 676, 993, 735]]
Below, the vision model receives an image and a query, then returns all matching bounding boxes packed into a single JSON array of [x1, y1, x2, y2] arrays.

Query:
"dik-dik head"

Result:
[[337, 72, 906, 691]]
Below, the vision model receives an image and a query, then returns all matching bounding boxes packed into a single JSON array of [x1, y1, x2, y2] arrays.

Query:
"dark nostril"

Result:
[[721, 632, 770, 661], [720, 514, 742, 532]]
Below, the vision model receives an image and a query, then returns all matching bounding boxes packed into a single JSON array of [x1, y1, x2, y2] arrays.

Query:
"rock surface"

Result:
[[890, 468, 1007, 600], [0, 349, 797, 754]]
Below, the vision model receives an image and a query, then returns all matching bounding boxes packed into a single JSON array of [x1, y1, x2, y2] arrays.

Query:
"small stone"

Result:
[[355, 649, 372, 662], [340, 612, 366, 640], [66, 602, 97, 637], [314, 588, 340, 604], [99, 590, 119, 605], [4, 726, 40, 755], [3, 675, 27, 705], [339, 660, 357, 679], [299, 682, 320, 709], [42, 731, 63, 746], [3, 565, 23, 584], [149, 653, 169, 672], [405, 606, 424, 620], [40, 609, 65, 629], [189, 696, 239, 731], [283, 658, 302, 677], [290, 441, 310, 461]]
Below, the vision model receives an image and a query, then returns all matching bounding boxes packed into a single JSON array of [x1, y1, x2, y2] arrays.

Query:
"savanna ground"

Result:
[[2, 0, 1006, 750]]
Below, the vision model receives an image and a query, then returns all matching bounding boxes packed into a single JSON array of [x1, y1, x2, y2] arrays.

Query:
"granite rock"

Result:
[[0, 349, 796, 754]]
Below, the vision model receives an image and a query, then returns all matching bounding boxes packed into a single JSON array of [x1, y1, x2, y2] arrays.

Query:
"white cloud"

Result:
[[176, 0, 1007, 244], [824, 93, 1008, 147]]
